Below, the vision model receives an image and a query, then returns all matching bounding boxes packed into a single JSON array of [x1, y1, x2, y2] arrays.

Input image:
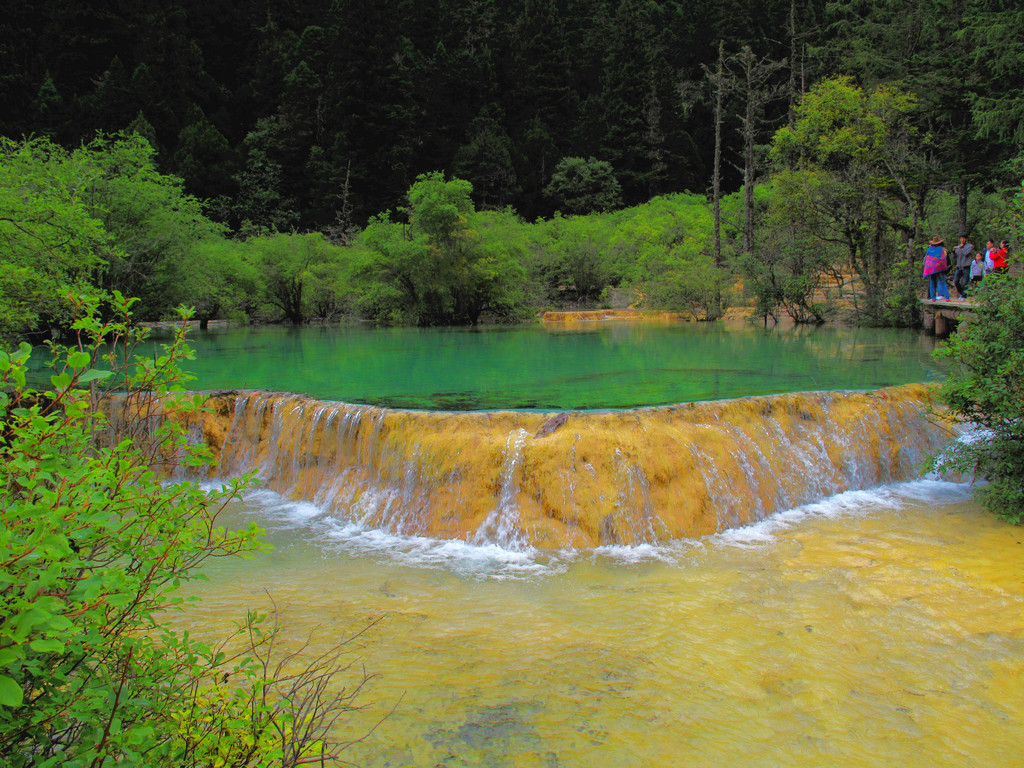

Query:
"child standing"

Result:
[[984, 239, 997, 274], [969, 251, 985, 296]]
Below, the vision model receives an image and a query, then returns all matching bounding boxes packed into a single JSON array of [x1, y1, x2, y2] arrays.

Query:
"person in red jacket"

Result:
[[991, 240, 1009, 274]]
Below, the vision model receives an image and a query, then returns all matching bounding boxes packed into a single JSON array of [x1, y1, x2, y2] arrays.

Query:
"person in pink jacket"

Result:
[[923, 235, 950, 301]]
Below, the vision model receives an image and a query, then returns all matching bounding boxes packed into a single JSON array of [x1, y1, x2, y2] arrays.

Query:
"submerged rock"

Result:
[[534, 412, 569, 439]]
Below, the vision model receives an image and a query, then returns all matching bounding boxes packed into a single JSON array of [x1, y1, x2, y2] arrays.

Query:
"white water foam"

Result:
[[214, 477, 977, 577], [321, 520, 557, 580], [213, 483, 556, 580], [245, 488, 325, 522], [711, 478, 974, 549]]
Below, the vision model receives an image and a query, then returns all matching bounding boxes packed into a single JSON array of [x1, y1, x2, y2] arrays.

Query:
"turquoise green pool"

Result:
[[151, 320, 943, 410]]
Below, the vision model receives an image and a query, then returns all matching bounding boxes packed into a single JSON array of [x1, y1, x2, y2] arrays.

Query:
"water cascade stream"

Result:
[[177, 383, 949, 548], [126, 325, 1022, 765]]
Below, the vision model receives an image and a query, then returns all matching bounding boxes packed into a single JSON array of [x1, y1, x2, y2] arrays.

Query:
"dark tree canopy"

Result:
[[0, 0, 802, 227], [3, 0, 1019, 231]]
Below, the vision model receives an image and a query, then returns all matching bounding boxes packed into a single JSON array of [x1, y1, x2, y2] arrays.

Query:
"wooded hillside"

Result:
[[3, 1, 1020, 230]]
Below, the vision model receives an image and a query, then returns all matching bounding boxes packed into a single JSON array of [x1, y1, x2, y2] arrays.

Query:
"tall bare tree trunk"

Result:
[[736, 46, 784, 258], [742, 52, 756, 256], [788, 0, 797, 129], [712, 40, 724, 267]]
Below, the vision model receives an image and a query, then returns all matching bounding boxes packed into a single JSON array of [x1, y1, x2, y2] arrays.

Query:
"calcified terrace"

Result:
[[154, 383, 950, 549]]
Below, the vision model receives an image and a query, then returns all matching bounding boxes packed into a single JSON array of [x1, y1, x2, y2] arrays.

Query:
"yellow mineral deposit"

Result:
[[541, 309, 686, 323], [168, 383, 953, 548]]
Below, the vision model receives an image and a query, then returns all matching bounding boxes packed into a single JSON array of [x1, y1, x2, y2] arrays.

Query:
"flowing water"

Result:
[[187, 384, 950, 546], [188, 481, 1024, 767], [127, 320, 1021, 764]]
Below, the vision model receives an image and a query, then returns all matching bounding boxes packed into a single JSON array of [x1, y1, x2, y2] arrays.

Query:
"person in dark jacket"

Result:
[[952, 234, 974, 299]]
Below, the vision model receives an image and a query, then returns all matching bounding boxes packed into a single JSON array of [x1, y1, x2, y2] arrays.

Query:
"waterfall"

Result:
[[472, 429, 530, 549], [154, 383, 951, 548]]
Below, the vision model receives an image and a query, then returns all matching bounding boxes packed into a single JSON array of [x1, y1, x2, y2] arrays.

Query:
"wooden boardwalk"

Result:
[[921, 299, 974, 335]]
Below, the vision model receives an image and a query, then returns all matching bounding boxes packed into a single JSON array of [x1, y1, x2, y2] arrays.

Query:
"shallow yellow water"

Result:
[[187, 484, 1024, 767]]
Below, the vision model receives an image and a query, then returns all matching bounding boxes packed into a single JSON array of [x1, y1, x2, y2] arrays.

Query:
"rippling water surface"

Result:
[[188, 480, 1024, 767]]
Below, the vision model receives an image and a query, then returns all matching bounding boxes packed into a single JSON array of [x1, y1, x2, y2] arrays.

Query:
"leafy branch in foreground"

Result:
[[930, 273, 1024, 523], [0, 294, 381, 766]]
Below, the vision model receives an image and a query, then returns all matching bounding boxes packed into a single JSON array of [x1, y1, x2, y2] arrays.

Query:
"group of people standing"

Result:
[[923, 234, 1009, 301]]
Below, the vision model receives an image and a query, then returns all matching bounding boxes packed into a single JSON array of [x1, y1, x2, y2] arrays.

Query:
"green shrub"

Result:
[[931, 273, 1024, 523], [0, 294, 370, 766]]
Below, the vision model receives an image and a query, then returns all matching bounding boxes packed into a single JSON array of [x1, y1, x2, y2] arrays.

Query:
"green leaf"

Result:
[[78, 369, 113, 383], [0, 675, 23, 707], [67, 351, 91, 368], [29, 638, 65, 654]]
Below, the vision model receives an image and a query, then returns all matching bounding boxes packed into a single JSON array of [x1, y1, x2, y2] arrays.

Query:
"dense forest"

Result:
[[4, 0, 1022, 227], [2, 0, 1024, 337]]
